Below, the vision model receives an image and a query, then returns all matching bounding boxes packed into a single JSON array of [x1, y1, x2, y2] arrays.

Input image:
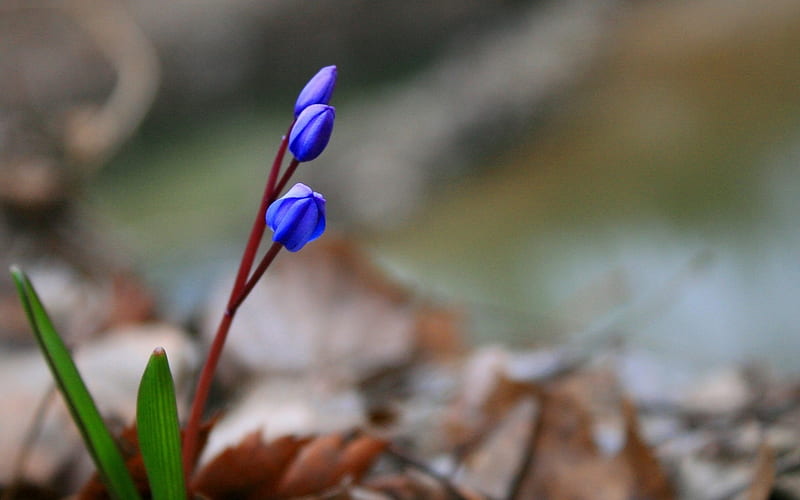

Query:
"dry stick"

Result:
[[230, 242, 283, 313], [710, 449, 800, 500], [385, 445, 470, 500], [182, 243, 284, 479], [506, 396, 544, 500], [182, 123, 294, 480], [1, 386, 56, 500], [230, 121, 294, 301]]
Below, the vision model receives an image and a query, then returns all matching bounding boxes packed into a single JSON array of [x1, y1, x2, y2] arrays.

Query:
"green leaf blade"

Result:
[[9, 267, 141, 500], [137, 348, 186, 500]]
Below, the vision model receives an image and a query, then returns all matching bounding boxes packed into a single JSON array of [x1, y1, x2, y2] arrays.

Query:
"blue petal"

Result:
[[266, 183, 326, 251], [274, 199, 318, 251], [309, 194, 326, 240], [266, 197, 290, 231], [289, 105, 335, 162], [294, 66, 337, 116], [266, 183, 313, 229]]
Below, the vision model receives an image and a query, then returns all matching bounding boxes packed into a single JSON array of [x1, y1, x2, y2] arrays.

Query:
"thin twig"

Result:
[[229, 122, 293, 305], [709, 449, 800, 500], [505, 397, 542, 500], [385, 445, 471, 500], [182, 124, 293, 481], [232, 242, 283, 311], [1, 385, 56, 500]]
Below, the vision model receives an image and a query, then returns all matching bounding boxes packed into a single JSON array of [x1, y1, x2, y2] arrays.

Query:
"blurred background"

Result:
[[2, 0, 800, 374]]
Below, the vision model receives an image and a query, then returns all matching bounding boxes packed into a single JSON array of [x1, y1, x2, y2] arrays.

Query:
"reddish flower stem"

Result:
[[229, 120, 295, 301], [230, 242, 283, 313], [180, 242, 284, 478], [181, 310, 232, 479], [181, 121, 296, 482]]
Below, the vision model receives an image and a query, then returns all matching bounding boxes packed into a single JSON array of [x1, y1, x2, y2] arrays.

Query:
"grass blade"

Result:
[[137, 347, 186, 500], [9, 266, 141, 500]]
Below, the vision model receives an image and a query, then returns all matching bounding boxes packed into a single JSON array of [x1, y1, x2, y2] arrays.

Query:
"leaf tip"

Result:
[[152, 346, 167, 357]]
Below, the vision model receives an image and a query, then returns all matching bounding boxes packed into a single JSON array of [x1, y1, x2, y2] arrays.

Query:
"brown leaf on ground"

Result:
[[616, 398, 675, 500], [193, 432, 309, 499], [458, 399, 537, 498], [512, 386, 610, 500], [480, 374, 539, 423], [445, 366, 538, 452], [441, 353, 680, 500], [746, 443, 775, 500], [192, 431, 387, 500], [332, 435, 391, 486], [508, 385, 675, 500]]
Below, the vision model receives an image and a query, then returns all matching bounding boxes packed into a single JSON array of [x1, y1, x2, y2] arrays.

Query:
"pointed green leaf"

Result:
[[9, 267, 141, 500], [136, 348, 186, 500]]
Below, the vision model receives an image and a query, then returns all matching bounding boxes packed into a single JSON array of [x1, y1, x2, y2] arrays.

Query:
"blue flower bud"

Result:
[[289, 104, 335, 162], [294, 65, 337, 116], [266, 183, 326, 252]]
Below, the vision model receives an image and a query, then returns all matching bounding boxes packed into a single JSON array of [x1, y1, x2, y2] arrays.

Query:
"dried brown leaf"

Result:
[[193, 432, 386, 500], [511, 386, 603, 500], [331, 435, 389, 484], [617, 398, 675, 500], [459, 399, 537, 498], [481, 374, 539, 423], [192, 432, 309, 499], [532, 386, 599, 458], [276, 434, 347, 497], [445, 370, 538, 453]]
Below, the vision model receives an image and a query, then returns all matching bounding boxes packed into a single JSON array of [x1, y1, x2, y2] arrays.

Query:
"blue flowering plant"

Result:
[[10, 65, 339, 499]]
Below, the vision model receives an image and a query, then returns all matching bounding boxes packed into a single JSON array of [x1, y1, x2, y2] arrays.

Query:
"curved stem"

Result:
[[181, 242, 283, 479], [181, 310, 232, 480], [232, 242, 283, 312], [229, 120, 294, 302], [181, 121, 294, 483]]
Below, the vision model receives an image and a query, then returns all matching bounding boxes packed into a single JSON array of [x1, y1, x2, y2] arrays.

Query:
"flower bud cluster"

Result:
[[289, 66, 338, 163], [267, 66, 338, 250]]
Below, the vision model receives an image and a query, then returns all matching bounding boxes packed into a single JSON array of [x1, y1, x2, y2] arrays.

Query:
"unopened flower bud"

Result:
[[289, 104, 335, 162], [266, 183, 326, 252], [294, 65, 337, 116]]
